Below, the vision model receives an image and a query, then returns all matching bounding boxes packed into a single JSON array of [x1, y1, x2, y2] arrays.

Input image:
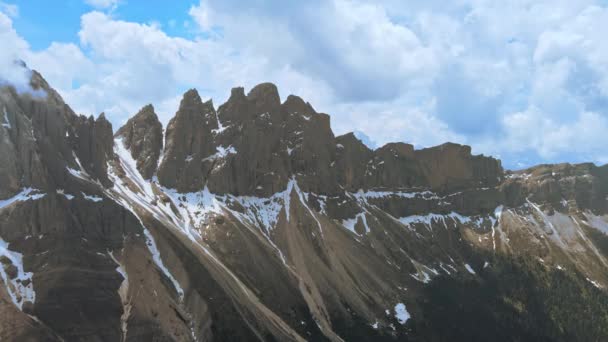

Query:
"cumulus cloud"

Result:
[[189, 0, 438, 102], [5, 0, 608, 168], [0, 1, 17, 17], [0, 10, 36, 93], [84, 0, 119, 10], [496, 108, 608, 163]]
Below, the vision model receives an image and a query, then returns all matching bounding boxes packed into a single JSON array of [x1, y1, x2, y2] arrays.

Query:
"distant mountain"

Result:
[[1, 68, 608, 341]]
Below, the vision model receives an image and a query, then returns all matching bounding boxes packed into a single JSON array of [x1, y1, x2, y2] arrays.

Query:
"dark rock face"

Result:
[[335, 133, 374, 191], [115, 104, 163, 179], [156, 83, 503, 198], [71, 113, 114, 186], [501, 163, 608, 211], [414, 142, 502, 192], [334, 136, 502, 194], [0, 88, 47, 197], [157, 89, 218, 192], [157, 83, 341, 196], [3, 70, 608, 342], [0, 196, 141, 341], [0, 70, 149, 341]]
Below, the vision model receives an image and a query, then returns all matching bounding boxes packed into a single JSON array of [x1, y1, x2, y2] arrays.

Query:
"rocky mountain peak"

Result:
[[282, 94, 316, 116], [115, 104, 163, 179], [71, 112, 114, 186], [230, 86, 245, 98], [247, 82, 281, 113], [156, 89, 219, 192]]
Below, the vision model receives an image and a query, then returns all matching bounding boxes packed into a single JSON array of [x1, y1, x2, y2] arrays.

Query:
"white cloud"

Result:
[[2, 0, 606, 168], [84, 0, 119, 10], [27, 42, 94, 91], [329, 98, 466, 149], [189, 0, 438, 102], [0, 11, 35, 93], [0, 1, 17, 17], [498, 107, 608, 160], [188, 2, 213, 31]]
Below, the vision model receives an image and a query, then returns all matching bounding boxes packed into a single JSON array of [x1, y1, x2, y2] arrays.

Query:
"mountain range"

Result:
[[1, 67, 608, 341]]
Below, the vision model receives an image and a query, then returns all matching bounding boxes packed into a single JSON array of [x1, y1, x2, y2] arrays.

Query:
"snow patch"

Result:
[[2, 106, 11, 129], [464, 263, 476, 274], [506, 173, 532, 180], [0, 188, 46, 210], [399, 212, 472, 230], [161, 186, 224, 231], [230, 195, 283, 233], [56, 189, 75, 200], [66, 152, 94, 182], [357, 190, 439, 200], [584, 213, 608, 235], [288, 179, 325, 237], [586, 278, 602, 289], [492, 205, 503, 251], [142, 228, 185, 300], [108, 250, 130, 341], [409, 259, 437, 283], [394, 303, 410, 324], [0, 237, 35, 310], [212, 111, 228, 135], [203, 145, 237, 161], [114, 138, 155, 197], [342, 212, 370, 235], [82, 192, 103, 202]]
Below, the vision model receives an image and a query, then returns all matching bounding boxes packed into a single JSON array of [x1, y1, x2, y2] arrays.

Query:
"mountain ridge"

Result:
[[1, 68, 608, 341]]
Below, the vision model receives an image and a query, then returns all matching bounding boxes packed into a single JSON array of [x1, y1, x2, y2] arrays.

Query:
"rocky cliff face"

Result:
[[115, 104, 163, 180], [2, 67, 608, 341]]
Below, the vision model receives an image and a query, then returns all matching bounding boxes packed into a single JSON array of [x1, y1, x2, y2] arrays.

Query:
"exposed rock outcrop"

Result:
[[115, 104, 163, 179], [157, 89, 217, 192]]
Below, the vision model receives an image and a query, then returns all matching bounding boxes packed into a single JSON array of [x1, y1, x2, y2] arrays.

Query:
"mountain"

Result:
[[1, 68, 608, 342]]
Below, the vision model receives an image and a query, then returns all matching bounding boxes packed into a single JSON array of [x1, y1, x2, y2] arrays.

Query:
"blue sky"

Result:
[[2, 0, 608, 169], [13, 1, 197, 50]]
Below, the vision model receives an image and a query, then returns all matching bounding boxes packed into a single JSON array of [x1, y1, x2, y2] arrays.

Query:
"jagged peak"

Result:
[[170, 88, 211, 121], [337, 132, 372, 152], [247, 82, 279, 100], [201, 98, 215, 113], [282, 94, 316, 115], [139, 103, 155, 114], [230, 86, 245, 99], [337, 132, 361, 142], [115, 104, 161, 138], [247, 82, 281, 113], [181, 88, 202, 105]]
